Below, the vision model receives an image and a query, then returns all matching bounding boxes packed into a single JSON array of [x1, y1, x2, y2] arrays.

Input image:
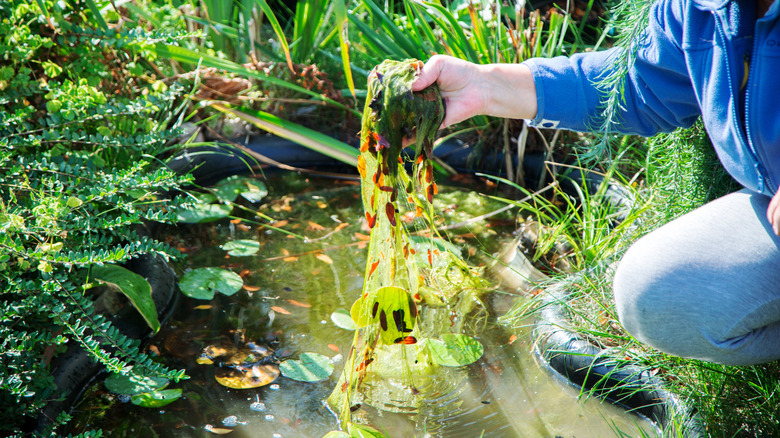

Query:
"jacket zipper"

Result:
[[713, 10, 769, 193], [743, 17, 775, 193]]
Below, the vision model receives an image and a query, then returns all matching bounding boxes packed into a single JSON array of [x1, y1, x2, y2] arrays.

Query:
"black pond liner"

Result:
[[528, 173, 706, 438], [36, 246, 179, 432], [55, 134, 703, 436]]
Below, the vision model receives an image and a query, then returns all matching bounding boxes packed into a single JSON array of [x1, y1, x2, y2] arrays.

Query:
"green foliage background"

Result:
[[0, 1, 191, 435]]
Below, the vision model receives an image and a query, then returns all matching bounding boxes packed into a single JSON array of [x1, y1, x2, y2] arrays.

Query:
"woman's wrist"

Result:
[[478, 63, 538, 121]]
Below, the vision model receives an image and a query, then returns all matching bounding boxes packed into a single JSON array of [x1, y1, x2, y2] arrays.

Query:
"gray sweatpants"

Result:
[[613, 189, 780, 366]]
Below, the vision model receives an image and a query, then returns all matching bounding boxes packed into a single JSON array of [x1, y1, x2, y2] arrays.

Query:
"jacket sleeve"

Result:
[[522, 0, 702, 136]]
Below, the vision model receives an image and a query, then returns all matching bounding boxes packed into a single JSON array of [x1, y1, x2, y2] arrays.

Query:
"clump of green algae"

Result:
[[327, 59, 491, 434]]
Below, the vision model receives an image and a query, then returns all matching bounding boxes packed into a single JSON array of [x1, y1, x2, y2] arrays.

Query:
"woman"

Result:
[[412, 0, 780, 366]]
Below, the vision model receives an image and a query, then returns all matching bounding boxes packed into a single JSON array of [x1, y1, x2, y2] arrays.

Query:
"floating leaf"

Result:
[[331, 309, 357, 331], [176, 203, 233, 223], [270, 306, 291, 315], [205, 424, 234, 434], [279, 352, 334, 382], [179, 267, 243, 300], [308, 221, 326, 231], [92, 264, 160, 332], [215, 363, 280, 389], [211, 175, 246, 203], [104, 371, 168, 395], [427, 334, 483, 367], [220, 239, 260, 256], [211, 176, 268, 203], [130, 388, 182, 408], [239, 181, 268, 203], [316, 253, 334, 264], [323, 432, 350, 438]]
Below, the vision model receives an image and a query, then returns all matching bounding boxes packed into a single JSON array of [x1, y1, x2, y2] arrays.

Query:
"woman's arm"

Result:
[[412, 55, 537, 128]]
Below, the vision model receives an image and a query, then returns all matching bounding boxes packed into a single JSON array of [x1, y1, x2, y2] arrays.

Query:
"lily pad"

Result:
[[211, 176, 268, 203], [130, 388, 182, 408], [104, 371, 168, 395], [179, 267, 243, 300], [279, 352, 334, 382], [176, 202, 233, 224], [215, 363, 280, 389], [331, 309, 356, 331], [220, 239, 260, 256], [322, 432, 351, 438], [427, 333, 483, 367], [238, 181, 268, 203]]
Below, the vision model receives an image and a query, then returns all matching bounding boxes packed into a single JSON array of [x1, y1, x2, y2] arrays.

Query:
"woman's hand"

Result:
[[767, 189, 780, 235], [412, 55, 538, 129]]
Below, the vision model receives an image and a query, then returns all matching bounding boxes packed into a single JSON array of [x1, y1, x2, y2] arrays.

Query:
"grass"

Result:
[[496, 125, 777, 437]]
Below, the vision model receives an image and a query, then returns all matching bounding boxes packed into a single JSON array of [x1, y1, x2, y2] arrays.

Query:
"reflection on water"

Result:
[[70, 177, 656, 437]]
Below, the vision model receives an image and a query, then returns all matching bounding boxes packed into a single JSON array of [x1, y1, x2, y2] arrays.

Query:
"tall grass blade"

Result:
[[334, 0, 355, 98], [86, 0, 108, 30], [252, 0, 295, 71], [151, 43, 359, 115], [211, 104, 359, 167]]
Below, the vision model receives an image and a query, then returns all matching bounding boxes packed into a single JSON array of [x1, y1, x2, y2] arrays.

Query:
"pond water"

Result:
[[70, 174, 655, 437]]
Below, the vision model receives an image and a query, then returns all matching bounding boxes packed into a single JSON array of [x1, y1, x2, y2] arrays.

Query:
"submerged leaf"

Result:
[[205, 425, 234, 435], [316, 253, 334, 264], [130, 388, 182, 408], [104, 371, 168, 395], [179, 267, 243, 300], [279, 352, 334, 382], [215, 364, 280, 389], [270, 306, 291, 315], [220, 239, 260, 256], [427, 334, 483, 367]]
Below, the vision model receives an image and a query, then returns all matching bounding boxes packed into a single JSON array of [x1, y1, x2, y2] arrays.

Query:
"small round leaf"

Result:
[[279, 352, 334, 382], [179, 267, 243, 300], [331, 309, 356, 331], [220, 239, 260, 256], [427, 334, 483, 367]]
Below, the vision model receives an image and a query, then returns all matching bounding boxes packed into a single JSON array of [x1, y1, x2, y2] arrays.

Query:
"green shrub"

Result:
[[0, 1, 192, 435]]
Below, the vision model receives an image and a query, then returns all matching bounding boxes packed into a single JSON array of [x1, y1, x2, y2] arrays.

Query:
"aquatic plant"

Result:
[[326, 60, 490, 434]]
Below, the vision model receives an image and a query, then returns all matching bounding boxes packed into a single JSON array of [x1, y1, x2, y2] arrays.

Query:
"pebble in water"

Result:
[[250, 401, 267, 412], [222, 415, 246, 427]]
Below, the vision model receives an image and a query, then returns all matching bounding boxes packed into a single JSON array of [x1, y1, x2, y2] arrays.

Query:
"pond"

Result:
[[69, 173, 656, 437]]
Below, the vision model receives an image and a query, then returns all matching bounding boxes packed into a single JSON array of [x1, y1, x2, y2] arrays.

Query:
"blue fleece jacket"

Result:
[[523, 0, 780, 195]]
